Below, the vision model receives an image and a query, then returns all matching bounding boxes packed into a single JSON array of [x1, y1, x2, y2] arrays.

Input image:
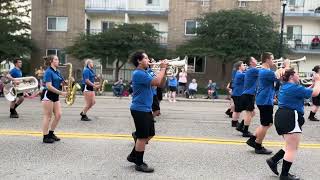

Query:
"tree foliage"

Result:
[[66, 23, 167, 81], [177, 9, 281, 62], [0, 0, 35, 60]]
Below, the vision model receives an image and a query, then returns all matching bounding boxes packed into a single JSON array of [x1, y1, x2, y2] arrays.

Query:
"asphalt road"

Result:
[[0, 96, 319, 180]]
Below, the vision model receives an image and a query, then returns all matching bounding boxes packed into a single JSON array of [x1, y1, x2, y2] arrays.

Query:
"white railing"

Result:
[[87, 29, 168, 45], [285, 0, 320, 16], [85, 0, 169, 12]]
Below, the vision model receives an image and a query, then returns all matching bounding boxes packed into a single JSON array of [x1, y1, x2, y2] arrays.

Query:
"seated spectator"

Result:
[[167, 75, 178, 102], [112, 78, 125, 97], [206, 80, 218, 99], [311, 35, 320, 49], [188, 79, 197, 99]]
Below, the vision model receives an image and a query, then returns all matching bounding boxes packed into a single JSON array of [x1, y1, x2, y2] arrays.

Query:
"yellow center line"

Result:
[[0, 130, 320, 149]]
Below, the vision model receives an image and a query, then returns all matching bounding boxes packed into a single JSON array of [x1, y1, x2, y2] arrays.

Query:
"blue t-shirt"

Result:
[[242, 67, 259, 95], [168, 77, 177, 87], [10, 67, 22, 78], [130, 69, 154, 112], [230, 69, 237, 89], [232, 71, 245, 96], [43, 67, 64, 90], [256, 68, 278, 105], [278, 82, 312, 114], [82, 67, 95, 85]]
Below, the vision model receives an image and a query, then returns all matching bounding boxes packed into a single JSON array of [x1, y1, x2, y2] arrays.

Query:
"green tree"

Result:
[[0, 0, 35, 61], [66, 23, 167, 81], [177, 9, 281, 77]]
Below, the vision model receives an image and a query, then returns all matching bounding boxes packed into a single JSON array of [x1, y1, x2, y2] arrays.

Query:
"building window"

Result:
[[185, 20, 199, 36], [288, 0, 304, 7], [46, 49, 66, 64], [238, 1, 248, 8], [287, 25, 302, 40], [146, 0, 159, 6], [187, 56, 206, 73], [47, 17, 68, 31], [102, 21, 115, 32]]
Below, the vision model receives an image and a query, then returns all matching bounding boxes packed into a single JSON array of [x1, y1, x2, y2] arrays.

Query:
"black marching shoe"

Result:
[[246, 137, 257, 149], [236, 124, 244, 133], [255, 147, 272, 154], [10, 110, 19, 118], [127, 154, 136, 163], [43, 135, 55, 143], [266, 158, 279, 175], [49, 131, 60, 141], [309, 116, 320, 121], [80, 112, 92, 121], [242, 131, 253, 137], [280, 173, 300, 180], [135, 163, 154, 173]]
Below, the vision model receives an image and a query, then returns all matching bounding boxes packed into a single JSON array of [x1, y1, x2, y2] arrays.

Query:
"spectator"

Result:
[[112, 78, 125, 97], [311, 35, 320, 49], [206, 80, 218, 99], [178, 68, 187, 96], [188, 79, 197, 99], [35, 66, 44, 89], [167, 75, 178, 102]]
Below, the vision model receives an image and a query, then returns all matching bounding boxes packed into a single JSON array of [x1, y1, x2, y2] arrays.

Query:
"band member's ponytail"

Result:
[[282, 68, 295, 82]]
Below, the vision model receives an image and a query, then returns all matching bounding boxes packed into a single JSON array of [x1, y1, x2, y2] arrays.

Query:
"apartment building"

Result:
[[168, 0, 281, 84], [31, 0, 168, 80], [31, 0, 282, 84], [284, 0, 320, 74]]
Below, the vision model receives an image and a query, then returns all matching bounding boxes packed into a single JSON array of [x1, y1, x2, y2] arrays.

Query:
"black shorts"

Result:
[[312, 95, 320, 106], [275, 108, 304, 135], [178, 82, 186, 86], [131, 110, 155, 138], [17, 93, 24, 97], [240, 94, 255, 111], [232, 96, 243, 112], [81, 84, 94, 92], [152, 95, 160, 111], [41, 89, 59, 102], [257, 105, 274, 126], [169, 86, 177, 92]]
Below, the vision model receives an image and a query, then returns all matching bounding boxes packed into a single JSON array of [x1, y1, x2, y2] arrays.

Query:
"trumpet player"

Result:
[[127, 51, 168, 173], [80, 59, 99, 121], [7, 58, 24, 118], [246, 52, 281, 154], [41, 55, 67, 143]]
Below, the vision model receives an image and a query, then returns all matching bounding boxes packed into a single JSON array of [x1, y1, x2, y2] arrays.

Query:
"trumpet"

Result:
[[149, 56, 188, 77]]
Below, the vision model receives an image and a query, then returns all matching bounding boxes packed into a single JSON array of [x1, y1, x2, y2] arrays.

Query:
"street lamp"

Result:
[[279, 0, 287, 58]]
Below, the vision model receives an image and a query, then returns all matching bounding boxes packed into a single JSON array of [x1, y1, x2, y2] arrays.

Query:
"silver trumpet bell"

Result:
[[150, 56, 188, 77]]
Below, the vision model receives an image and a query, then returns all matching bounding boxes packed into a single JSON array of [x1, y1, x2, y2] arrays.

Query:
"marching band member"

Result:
[[237, 57, 258, 137], [80, 59, 99, 121], [267, 68, 320, 180], [246, 52, 279, 154], [308, 65, 320, 121], [126, 51, 168, 173], [7, 58, 24, 118], [41, 55, 67, 143], [231, 61, 245, 127]]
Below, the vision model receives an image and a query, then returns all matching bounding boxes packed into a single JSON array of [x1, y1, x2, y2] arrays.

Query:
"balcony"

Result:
[[285, 1, 320, 18], [285, 34, 320, 54], [85, 0, 169, 16], [86, 29, 168, 46]]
